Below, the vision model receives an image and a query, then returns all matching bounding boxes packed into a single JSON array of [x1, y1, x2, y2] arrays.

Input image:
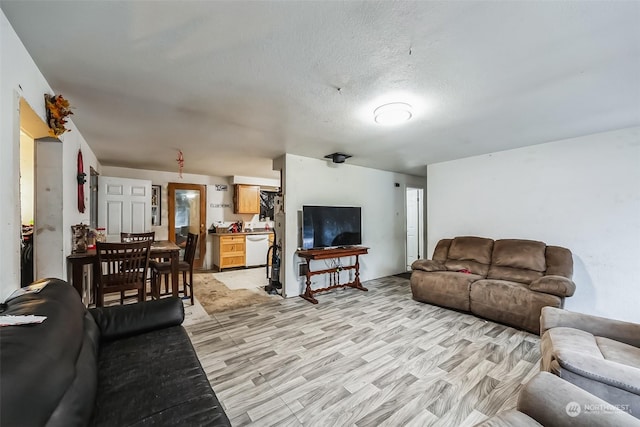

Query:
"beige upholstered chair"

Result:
[[540, 307, 640, 420], [475, 372, 639, 426]]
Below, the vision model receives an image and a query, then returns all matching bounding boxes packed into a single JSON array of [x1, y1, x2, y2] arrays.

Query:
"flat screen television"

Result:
[[302, 205, 362, 249]]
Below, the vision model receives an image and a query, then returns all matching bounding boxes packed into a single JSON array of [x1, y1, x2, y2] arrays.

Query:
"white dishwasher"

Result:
[[245, 234, 270, 267]]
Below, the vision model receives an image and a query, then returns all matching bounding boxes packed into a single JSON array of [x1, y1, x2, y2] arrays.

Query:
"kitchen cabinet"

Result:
[[233, 184, 260, 214], [212, 234, 246, 270]]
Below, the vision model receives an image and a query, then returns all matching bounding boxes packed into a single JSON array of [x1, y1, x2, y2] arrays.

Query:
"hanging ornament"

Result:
[[77, 149, 86, 213], [177, 150, 184, 178]]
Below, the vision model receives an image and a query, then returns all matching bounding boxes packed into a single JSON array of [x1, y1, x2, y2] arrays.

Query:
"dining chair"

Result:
[[119, 231, 155, 301], [150, 233, 198, 305], [95, 240, 152, 307]]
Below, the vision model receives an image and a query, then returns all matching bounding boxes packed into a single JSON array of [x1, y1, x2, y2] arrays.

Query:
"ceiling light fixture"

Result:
[[324, 152, 352, 164], [374, 102, 413, 125]]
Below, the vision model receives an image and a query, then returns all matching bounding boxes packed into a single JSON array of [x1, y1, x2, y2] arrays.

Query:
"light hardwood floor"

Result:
[[186, 276, 541, 426]]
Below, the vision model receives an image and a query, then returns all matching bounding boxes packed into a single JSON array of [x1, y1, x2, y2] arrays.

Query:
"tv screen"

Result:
[[302, 206, 362, 249]]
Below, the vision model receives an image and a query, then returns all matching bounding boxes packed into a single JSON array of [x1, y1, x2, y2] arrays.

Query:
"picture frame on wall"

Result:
[[151, 185, 161, 226]]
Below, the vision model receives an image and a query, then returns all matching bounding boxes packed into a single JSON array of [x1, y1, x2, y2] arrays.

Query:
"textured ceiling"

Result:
[[2, 1, 639, 178]]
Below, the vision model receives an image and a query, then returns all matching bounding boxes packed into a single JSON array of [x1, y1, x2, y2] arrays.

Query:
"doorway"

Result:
[[168, 183, 207, 268], [18, 97, 65, 282], [406, 187, 424, 271], [19, 130, 35, 286]]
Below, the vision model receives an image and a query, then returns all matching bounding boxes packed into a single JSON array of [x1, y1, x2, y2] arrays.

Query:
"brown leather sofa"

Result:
[[410, 236, 575, 334]]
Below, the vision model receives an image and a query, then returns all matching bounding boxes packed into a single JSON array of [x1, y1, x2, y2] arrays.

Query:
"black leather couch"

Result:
[[0, 278, 231, 426]]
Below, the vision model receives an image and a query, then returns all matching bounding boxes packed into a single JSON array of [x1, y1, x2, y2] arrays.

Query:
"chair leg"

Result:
[[97, 287, 104, 308], [120, 291, 125, 305], [150, 271, 157, 299], [182, 271, 187, 296], [189, 269, 194, 305]]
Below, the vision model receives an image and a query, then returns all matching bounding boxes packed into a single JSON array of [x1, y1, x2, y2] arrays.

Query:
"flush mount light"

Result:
[[374, 102, 413, 125], [324, 152, 352, 164]]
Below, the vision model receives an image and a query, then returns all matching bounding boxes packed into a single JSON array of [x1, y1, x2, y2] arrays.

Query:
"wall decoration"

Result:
[[77, 149, 86, 213], [214, 184, 228, 191], [44, 94, 73, 137], [176, 150, 184, 178], [151, 185, 161, 226]]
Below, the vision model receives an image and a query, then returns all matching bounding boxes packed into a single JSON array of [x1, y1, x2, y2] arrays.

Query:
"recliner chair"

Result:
[[540, 306, 640, 419]]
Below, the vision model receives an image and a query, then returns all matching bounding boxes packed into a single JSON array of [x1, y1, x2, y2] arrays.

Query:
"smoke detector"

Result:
[[324, 152, 352, 164]]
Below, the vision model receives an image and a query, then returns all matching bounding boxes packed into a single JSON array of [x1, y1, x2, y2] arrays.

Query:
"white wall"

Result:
[[280, 154, 426, 298], [427, 127, 640, 323], [1, 10, 99, 299]]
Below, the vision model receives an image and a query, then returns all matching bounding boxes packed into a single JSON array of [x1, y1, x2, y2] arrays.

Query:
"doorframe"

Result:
[[168, 183, 207, 268], [406, 186, 425, 270]]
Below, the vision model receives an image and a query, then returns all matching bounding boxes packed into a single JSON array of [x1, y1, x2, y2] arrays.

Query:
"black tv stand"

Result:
[[296, 246, 369, 304]]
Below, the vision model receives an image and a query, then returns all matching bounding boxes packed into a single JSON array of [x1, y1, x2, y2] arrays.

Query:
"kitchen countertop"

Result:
[[209, 230, 273, 236]]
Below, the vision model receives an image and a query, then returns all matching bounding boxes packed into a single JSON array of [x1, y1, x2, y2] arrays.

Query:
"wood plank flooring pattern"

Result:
[[186, 276, 541, 426]]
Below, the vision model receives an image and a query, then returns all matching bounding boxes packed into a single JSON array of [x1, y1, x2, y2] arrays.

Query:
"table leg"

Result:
[[68, 260, 84, 297], [299, 260, 318, 304], [352, 255, 368, 291], [171, 250, 179, 298]]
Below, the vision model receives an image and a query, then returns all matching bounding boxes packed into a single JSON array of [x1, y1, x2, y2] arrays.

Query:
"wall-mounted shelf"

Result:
[[151, 185, 161, 226]]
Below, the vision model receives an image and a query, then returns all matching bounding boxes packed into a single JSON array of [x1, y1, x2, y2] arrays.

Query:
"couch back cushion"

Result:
[[432, 239, 452, 263], [442, 236, 493, 276], [487, 239, 546, 284]]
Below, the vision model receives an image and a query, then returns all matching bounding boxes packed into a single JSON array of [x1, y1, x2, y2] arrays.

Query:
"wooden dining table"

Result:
[[66, 240, 181, 305]]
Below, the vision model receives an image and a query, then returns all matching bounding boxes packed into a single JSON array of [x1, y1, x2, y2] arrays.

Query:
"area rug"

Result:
[[192, 273, 273, 315]]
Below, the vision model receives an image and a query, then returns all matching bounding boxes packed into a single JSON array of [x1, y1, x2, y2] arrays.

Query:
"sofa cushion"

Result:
[[432, 239, 452, 263], [487, 239, 547, 284], [486, 266, 543, 285], [596, 337, 640, 369], [448, 236, 494, 264], [90, 325, 229, 426], [491, 239, 546, 271], [470, 279, 562, 334], [444, 259, 490, 277], [410, 270, 482, 312]]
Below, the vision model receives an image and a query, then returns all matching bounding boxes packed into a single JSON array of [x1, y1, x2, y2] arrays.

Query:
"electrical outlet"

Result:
[[298, 263, 308, 276]]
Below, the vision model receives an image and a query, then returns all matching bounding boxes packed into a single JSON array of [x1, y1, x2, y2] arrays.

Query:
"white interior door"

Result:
[[98, 176, 152, 242], [406, 187, 424, 270]]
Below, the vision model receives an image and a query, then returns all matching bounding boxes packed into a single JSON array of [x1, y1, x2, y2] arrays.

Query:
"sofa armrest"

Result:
[[517, 372, 640, 426], [529, 275, 575, 297], [411, 259, 446, 272], [541, 307, 640, 347], [89, 297, 184, 341], [554, 349, 640, 395]]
